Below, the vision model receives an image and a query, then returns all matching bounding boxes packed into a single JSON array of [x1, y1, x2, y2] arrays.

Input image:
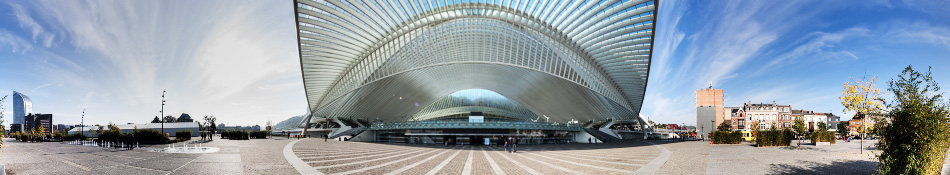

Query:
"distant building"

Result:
[[53, 124, 73, 132], [848, 113, 878, 136], [9, 124, 23, 133], [696, 86, 725, 135], [12, 91, 33, 126], [24, 113, 53, 136], [824, 113, 842, 131], [729, 108, 746, 130], [744, 102, 791, 130], [177, 113, 194, 122]]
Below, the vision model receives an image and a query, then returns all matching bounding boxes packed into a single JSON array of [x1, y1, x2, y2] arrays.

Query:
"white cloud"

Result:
[[9, 2, 55, 48], [6, 0, 305, 126], [759, 27, 870, 72], [890, 22, 950, 50], [0, 29, 32, 54]]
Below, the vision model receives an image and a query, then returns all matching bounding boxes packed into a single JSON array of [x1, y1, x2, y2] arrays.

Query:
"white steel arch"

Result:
[[295, 0, 658, 129]]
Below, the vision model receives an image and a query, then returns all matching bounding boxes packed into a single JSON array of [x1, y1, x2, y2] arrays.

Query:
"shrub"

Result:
[[133, 129, 169, 144], [250, 131, 268, 139], [175, 130, 192, 140], [64, 133, 88, 141], [222, 130, 249, 140], [877, 66, 950, 174], [755, 128, 793, 147], [711, 131, 742, 144], [809, 130, 836, 144]]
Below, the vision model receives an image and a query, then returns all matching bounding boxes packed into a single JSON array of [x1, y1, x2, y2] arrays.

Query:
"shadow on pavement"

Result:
[[769, 160, 878, 175]]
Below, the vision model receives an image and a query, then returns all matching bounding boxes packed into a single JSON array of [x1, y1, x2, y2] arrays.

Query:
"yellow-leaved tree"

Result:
[[840, 75, 884, 154]]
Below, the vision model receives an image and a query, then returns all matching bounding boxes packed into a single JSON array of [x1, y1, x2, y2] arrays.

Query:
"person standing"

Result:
[[504, 137, 510, 153], [512, 137, 518, 153], [589, 137, 592, 143]]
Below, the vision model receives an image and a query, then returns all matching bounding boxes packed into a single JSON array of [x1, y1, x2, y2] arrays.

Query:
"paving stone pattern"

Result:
[[292, 139, 661, 175]]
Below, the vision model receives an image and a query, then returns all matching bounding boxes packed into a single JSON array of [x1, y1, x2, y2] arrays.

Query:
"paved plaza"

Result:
[[1, 137, 882, 174], [0, 137, 297, 175], [288, 139, 670, 175]]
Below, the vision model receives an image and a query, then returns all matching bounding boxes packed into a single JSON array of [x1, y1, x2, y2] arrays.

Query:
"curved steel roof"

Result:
[[294, 0, 658, 127]]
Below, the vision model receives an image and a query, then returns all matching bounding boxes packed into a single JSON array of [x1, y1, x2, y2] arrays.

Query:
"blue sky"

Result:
[[0, 1, 304, 126], [643, 0, 950, 125], [0, 0, 948, 127]]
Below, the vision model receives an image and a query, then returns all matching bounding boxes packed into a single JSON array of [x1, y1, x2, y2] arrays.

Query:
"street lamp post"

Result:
[[160, 90, 166, 134], [711, 120, 715, 141], [81, 109, 85, 137]]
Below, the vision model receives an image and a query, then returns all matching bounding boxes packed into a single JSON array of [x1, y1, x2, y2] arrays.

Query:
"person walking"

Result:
[[589, 137, 592, 143]]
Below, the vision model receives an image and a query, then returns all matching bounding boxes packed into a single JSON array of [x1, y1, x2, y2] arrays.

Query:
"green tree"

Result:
[[151, 116, 161, 123], [836, 121, 849, 139], [163, 115, 176, 123], [793, 117, 806, 146], [0, 95, 7, 142], [716, 122, 731, 131], [877, 66, 950, 174], [266, 120, 274, 138], [204, 115, 217, 141], [96, 125, 105, 137]]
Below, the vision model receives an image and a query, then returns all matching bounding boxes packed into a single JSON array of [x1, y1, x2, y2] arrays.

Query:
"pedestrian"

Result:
[[504, 138, 510, 153], [512, 137, 518, 153], [588, 137, 591, 143]]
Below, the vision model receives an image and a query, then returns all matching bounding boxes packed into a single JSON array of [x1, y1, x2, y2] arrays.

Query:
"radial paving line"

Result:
[[295, 147, 407, 155], [525, 152, 635, 174], [303, 147, 423, 163], [313, 148, 433, 169], [538, 152, 644, 166], [296, 147, 408, 157], [118, 164, 170, 173], [284, 140, 325, 175], [480, 146, 505, 175], [462, 147, 474, 175], [511, 151, 586, 175], [546, 150, 657, 161], [168, 155, 200, 174], [633, 142, 672, 174], [383, 146, 457, 175], [492, 148, 543, 175], [333, 148, 443, 175], [425, 146, 465, 175], [61, 160, 92, 171], [545, 152, 656, 163]]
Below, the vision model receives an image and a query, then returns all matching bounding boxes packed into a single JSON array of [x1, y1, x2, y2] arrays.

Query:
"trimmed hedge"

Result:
[[175, 130, 192, 140], [134, 129, 170, 144], [809, 130, 836, 144], [64, 133, 87, 141], [250, 131, 268, 139], [755, 129, 793, 147], [712, 131, 742, 144], [221, 130, 250, 140]]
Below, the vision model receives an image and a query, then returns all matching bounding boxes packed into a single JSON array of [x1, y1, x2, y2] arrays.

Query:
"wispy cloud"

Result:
[[758, 27, 870, 73], [9, 2, 55, 48], [0, 29, 32, 54], [890, 22, 950, 50], [1, 0, 305, 126]]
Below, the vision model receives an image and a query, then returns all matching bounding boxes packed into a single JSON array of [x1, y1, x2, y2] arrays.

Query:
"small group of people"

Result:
[[504, 137, 517, 153]]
